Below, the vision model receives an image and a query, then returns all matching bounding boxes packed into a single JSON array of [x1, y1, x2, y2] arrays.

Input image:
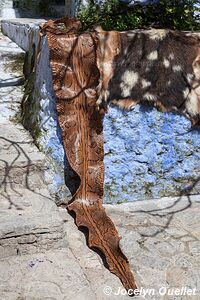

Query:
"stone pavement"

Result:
[[0, 25, 200, 300], [106, 195, 200, 299]]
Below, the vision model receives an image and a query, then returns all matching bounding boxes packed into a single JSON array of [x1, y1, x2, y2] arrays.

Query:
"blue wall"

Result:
[[103, 105, 200, 203]]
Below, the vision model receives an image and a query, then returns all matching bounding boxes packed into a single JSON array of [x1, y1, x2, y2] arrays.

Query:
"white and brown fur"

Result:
[[95, 27, 200, 126]]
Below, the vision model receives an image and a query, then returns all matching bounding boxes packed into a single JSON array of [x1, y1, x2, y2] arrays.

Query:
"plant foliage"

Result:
[[77, 0, 200, 31]]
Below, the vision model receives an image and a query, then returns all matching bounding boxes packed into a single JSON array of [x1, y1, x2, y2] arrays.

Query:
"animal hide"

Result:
[[95, 27, 200, 126], [40, 18, 137, 292], [40, 17, 200, 293]]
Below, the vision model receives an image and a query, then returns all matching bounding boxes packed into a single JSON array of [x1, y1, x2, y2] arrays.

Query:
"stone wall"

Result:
[[104, 106, 200, 203], [1, 20, 200, 204]]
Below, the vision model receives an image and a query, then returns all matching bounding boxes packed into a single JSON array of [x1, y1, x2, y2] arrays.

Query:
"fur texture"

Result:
[[96, 28, 200, 126]]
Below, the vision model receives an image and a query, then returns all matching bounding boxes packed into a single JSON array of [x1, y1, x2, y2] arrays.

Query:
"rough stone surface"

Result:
[[0, 248, 126, 300], [1, 193, 200, 299], [1, 19, 200, 205], [105, 194, 200, 299], [104, 106, 200, 203]]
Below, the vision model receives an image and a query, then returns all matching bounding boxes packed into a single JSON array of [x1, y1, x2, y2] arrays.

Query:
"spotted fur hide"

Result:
[[96, 28, 200, 126]]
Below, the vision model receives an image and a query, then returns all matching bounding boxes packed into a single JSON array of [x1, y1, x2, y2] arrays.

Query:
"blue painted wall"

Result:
[[103, 105, 200, 203]]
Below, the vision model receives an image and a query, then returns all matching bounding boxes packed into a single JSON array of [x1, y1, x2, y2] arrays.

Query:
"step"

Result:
[[0, 32, 25, 123], [0, 33, 25, 72], [0, 210, 126, 300], [0, 122, 48, 189], [0, 210, 66, 257], [0, 183, 66, 259], [0, 34, 23, 54]]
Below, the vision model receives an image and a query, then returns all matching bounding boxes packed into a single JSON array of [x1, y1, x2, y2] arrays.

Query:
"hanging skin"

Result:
[[95, 27, 200, 126], [40, 18, 137, 293], [40, 17, 200, 294]]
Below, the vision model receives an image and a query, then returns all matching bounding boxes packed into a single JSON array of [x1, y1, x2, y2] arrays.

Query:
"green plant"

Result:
[[144, 0, 200, 30], [77, 0, 200, 31], [38, 0, 49, 14]]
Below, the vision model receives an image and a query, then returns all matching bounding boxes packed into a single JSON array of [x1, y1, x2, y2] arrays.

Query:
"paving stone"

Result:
[[189, 241, 200, 256], [0, 250, 96, 300], [105, 196, 200, 299], [165, 227, 189, 238]]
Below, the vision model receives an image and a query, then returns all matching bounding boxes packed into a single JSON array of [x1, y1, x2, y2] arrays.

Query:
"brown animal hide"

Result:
[[96, 28, 200, 126], [40, 19, 137, 292]]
